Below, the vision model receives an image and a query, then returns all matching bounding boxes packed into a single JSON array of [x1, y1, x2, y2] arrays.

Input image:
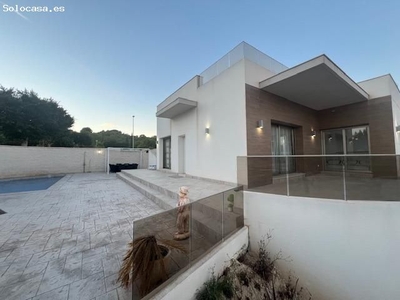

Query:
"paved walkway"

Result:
[[0, 173, 163, 300]]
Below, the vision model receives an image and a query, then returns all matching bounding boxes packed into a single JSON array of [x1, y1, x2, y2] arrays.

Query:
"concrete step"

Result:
[[121, 170, 179, 200], [117, 173, 175, 210]]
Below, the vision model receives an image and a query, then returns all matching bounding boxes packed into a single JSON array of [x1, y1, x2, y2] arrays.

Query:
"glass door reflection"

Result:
[[323, 129, 344, 171], [322, 126, 370, 172], [345, 126, 370, 171]]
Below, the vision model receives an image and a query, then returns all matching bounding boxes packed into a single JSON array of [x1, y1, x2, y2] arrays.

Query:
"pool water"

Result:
[[0, 176, 64, 194]]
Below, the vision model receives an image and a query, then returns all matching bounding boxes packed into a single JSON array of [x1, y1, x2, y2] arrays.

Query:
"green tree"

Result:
[[80, 127, 93, 135], [0, 86, 74, 146], [134, 134, 156, 149], [72, 131, 93, 147], [90, 130, 156, 148], [93, 130, 131, 148]]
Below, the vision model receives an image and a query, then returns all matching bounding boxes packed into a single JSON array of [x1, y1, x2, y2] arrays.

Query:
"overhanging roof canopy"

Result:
[[259, 55, 369, 110], [156, 97, 197, 119]]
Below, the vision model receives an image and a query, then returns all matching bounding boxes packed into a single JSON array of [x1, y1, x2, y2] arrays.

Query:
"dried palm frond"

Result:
[[118, 235, 187, 296]]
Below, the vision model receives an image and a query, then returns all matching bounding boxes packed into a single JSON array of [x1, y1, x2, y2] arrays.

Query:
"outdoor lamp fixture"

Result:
[[396, 125, 400, 132], [257, 120, 264, 129], [311, 130, 316, 138], [205, 127, 210, 134]]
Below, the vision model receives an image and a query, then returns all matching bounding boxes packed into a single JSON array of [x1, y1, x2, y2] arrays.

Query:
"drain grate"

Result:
[[0, 209, 6, 215]]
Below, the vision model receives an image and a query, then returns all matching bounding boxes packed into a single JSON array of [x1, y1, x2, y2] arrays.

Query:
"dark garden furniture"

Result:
[[109, 163, 138, 173]]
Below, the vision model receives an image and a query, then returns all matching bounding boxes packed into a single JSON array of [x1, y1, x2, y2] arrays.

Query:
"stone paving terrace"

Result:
[[0, 173, 163, 300]]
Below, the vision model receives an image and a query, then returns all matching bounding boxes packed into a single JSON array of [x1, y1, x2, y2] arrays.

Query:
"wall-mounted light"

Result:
[[205, 127, 210, 134], [257, 120, 264, 129], [97, 150, 103, 154], [396, 125, 400, 132], [311, 130, 316, 138]]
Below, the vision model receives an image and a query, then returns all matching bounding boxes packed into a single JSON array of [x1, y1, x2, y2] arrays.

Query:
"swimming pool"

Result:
[[0, 176, 64, 194]]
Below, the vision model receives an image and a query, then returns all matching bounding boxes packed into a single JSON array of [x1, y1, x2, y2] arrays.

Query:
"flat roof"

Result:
[[156, 97, 197, 119], [259, 55, 369, 110]]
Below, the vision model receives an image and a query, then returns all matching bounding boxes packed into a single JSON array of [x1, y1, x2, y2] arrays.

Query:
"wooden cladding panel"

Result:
[[244, 85, 397, 186]]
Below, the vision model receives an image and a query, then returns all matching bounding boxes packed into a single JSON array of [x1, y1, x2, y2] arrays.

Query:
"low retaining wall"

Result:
[[146, 227, 249, 300], [245, 191, 400, 300], [0, 146, 151, 179]]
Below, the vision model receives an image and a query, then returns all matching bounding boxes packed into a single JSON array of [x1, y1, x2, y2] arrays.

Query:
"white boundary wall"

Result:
[[148, 227, 249, 300], [0, 146, 151, 179], [244, 191, 400, 300]]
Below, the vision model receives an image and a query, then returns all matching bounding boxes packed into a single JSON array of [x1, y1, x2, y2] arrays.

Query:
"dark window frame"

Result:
[[163, 136, 171, 169]]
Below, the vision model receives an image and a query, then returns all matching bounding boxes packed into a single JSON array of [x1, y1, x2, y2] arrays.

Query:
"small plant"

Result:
[[195, 270, 234, 300], [252, 232, 286, 282], [227, 194, 234, 212], [252, 238, 275, 282], [118, 235, 186, 296], [276, 274, 312, 300], [238, 271, 250, 287]]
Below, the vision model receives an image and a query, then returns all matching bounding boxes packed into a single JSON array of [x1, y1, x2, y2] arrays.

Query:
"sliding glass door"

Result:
[[272, 124, 295, 175], [323, 126, 370, 171], [323, 129, 344, 171], [344, 127, 370, 171]]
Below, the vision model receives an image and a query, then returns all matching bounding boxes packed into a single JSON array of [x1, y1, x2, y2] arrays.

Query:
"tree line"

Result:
[[0, 86, 156, 148]]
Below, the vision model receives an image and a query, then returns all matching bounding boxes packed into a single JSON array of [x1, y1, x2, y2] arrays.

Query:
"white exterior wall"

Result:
[[157, 61, 248, 183], [157, 76, 200, 111], [358, 75, 391, 99], [156, 57, 279, 183], [0, 146, 149, 179], [157, 118, 171, 169], [244, 191, 400, 300], [195, 60, 247, 183], [244, 58, 276, 87], [170, 109, 197, 174]]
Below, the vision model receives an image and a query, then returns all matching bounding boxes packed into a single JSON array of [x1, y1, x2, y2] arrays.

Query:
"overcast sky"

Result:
[[1, 0, 399, 136]]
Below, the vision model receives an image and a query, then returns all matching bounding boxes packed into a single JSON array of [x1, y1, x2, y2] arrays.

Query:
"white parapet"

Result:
[[146, 227, 249, 300], [244, 191, 400, 300]]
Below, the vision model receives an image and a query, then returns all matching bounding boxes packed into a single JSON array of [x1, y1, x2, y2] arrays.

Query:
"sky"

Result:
[[1, 0, 399, 136]]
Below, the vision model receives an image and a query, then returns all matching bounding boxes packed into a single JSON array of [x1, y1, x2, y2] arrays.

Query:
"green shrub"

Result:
[[252, 239, 275, 282], [195, 271, 233, 300]]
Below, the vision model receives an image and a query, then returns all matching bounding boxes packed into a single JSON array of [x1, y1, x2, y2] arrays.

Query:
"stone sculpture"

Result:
[[174, 186, 190, 240]]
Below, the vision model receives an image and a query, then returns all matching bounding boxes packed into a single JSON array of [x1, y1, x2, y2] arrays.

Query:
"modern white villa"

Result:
[[152, 42, 400, 300], [2, 42, 398, 300], [156, 42, 400, 186]]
